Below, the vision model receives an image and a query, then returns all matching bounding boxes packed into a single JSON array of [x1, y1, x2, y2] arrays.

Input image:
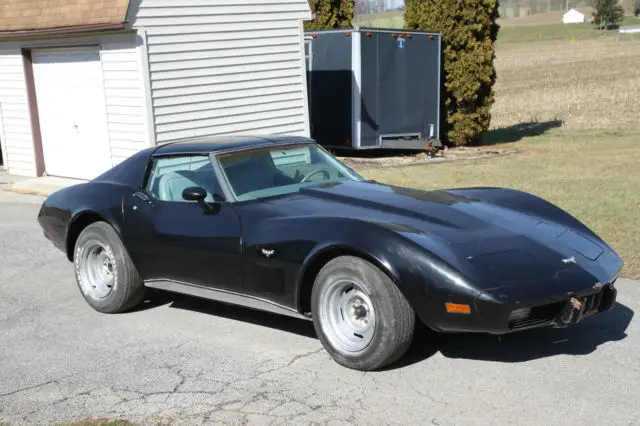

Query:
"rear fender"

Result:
[[60, 182, 129, 260]]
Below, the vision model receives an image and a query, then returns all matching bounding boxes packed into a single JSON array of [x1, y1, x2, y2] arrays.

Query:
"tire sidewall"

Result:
[[73, 222, 131, 313], [311, 256, 412, 370]]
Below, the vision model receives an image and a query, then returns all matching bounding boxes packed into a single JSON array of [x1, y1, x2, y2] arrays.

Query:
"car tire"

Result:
[[311, 255, 415, 371], [73, 221, 145, 314]]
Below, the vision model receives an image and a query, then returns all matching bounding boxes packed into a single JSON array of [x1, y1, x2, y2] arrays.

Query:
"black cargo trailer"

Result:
[[305, 27, 442, 151]]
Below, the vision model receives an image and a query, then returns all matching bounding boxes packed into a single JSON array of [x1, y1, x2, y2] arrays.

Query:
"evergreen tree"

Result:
[[593, 0, 625, 30], [404, 0, 500, 146], [305, 0, 354, 30]]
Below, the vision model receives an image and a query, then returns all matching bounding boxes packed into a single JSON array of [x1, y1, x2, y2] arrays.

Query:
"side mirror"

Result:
[[182, 186, 207, 202]]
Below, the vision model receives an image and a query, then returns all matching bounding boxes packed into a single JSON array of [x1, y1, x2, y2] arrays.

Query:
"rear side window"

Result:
[[145, 155, 222, 202]]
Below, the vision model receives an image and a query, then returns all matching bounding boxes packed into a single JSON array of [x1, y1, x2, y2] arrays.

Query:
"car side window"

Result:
[[145, 155, 222, 203]]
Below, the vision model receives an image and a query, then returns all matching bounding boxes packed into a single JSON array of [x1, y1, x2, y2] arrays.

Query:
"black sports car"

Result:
[[38, 136, 624, 371]]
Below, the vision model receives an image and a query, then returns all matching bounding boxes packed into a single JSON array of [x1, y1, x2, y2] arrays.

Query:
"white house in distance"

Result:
[[562, 8, 587, 24], [0, 0, 313, 179]]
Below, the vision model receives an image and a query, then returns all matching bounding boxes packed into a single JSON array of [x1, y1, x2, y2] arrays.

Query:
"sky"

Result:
[[386, 0, 405, 9]]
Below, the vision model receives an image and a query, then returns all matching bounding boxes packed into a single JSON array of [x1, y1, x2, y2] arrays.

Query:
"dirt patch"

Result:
[[338, 146, 519, 169], [519, 148, 546, 156], [0, 186, 49, 197]]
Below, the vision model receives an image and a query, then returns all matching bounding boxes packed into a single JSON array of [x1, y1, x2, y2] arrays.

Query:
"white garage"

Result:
[[0, 0, 313, 179]]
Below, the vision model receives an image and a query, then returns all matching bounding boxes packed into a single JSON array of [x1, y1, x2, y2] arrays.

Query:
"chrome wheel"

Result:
[[78, 241, 116, 299], [318, 279, 376, 353]]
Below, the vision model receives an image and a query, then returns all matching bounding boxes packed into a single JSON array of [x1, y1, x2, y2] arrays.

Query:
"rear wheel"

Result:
[[311, 255, 415, 370], [73, 221, 145, 313]]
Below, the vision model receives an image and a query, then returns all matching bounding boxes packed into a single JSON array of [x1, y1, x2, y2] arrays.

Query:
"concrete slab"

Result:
[[0, 174, 86, 197], [0, 170, 28, 185]]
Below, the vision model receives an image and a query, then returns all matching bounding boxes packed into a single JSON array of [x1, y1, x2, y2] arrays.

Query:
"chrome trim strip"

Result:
[[144, 279, 311, 321]]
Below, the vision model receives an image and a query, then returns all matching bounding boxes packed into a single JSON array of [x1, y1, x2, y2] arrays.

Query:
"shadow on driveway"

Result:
[[133, 290, 633, 370], [436, 302, 634, 363], [133, 289, 317, 339]]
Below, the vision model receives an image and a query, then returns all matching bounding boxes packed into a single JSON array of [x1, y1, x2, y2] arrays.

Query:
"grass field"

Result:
[[350, 19, 640, 279], [353, 8, 640, 31]]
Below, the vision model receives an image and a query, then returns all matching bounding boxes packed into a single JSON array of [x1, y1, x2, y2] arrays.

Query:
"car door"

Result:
[[122, 153, 243, 293]]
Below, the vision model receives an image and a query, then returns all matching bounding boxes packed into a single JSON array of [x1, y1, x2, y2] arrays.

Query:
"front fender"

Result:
[[290, 218, 483, 329]]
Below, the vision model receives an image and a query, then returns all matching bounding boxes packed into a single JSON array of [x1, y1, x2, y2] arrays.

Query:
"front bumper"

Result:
[[500, 282, 617, 333], [427, 280, 618, 335]]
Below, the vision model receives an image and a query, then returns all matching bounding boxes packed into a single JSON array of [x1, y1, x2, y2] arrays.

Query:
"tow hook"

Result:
[[554, 297, 584, 327]]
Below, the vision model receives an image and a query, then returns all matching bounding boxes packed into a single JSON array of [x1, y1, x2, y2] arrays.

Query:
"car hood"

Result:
[[288, 181, 622, 287]]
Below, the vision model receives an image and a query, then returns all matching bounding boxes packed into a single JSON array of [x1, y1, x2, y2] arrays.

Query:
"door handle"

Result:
[[133, 192, 152, 204]]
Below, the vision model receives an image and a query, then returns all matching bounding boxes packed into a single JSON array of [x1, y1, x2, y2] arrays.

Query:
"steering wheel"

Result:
[[300, 168, 330, 183]]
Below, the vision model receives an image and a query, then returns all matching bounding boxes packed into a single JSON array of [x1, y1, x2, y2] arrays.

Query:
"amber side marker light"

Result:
[[445, 303, 471, 314]]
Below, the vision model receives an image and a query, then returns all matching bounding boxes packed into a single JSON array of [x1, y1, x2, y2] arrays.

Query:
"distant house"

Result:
[[562, 8, 586, 24], [0, 0, 313, 180]]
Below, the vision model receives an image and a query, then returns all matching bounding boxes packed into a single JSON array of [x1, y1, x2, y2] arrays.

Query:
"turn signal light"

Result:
[[445, 303, 471, 314]]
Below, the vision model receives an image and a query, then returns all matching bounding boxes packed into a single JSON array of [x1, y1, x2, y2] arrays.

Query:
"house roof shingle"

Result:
[[0, 0, 130, 37]]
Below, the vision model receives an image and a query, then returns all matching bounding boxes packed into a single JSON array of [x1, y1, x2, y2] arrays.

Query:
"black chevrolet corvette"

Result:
[[38, 136, 623, 371]]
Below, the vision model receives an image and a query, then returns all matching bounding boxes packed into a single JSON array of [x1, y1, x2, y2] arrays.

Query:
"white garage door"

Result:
[[32, 47, 112, 180]]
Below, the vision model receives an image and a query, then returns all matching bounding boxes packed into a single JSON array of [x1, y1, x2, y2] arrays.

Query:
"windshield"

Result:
[[216, 143, 364, 201]]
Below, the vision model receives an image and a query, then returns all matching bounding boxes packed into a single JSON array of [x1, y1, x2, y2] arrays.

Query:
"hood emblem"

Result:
[[561, 256, 576, 264], [261, 248, 275, 258]]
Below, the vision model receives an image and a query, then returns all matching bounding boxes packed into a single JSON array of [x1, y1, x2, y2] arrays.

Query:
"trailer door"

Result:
[[360, 31, 440, 148]]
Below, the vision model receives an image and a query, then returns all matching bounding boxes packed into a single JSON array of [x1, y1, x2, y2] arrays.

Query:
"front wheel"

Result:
[[311, 255, 415, 371]]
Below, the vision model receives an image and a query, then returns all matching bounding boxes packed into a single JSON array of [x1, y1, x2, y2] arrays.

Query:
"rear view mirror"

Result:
[[182, 186, 222, 214], [182, 186, 207, 202]]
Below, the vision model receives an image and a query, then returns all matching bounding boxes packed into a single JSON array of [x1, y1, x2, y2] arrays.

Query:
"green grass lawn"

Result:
[[498, 16, 640, 45]]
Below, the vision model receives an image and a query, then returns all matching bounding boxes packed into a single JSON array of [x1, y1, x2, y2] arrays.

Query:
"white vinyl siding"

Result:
[[0, 49, 36, 176], [130, 0, 312, 143], [99, 34, 150, 166]]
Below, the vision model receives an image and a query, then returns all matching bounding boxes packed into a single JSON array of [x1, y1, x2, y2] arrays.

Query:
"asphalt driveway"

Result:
[[0, 190, 638, 425]]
